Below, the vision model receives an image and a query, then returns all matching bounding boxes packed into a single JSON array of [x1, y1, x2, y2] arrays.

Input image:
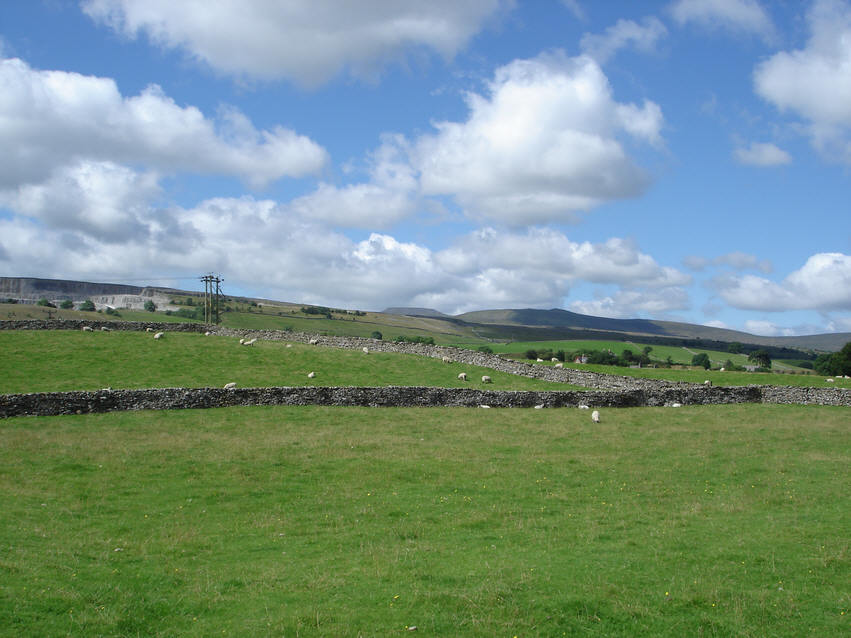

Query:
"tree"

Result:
[[814, 341, 851, 376], [144, 300, 157, 312], [79, 299, 95, 311], [59, 300, 74, 309], [728, 342, 743, 354], [748, 350, 772, 369], [37, 298, 56, 308], [370, 331, 383, 340], [691, 353, 711, 369]]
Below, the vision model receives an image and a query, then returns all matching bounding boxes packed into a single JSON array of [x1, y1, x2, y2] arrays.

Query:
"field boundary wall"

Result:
[[1, 320, 849, 417]]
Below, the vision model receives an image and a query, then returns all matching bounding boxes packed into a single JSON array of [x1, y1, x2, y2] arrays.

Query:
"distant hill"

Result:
[[2, 278, 848, 351], [457, 308, 850, 352], [382, 307, 450, 318]]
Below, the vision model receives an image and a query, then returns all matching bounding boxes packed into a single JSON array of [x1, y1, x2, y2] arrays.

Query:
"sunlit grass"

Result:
[[1, 404, 848, 636], [0, 330, 576, 393]]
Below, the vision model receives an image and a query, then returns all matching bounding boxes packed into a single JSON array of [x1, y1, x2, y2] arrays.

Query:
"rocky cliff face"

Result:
[[0, 277, 144, 299]]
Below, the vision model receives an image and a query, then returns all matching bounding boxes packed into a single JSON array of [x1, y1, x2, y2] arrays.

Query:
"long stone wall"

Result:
[[1, 385, 769, 419], [1, 320, 849, 417]]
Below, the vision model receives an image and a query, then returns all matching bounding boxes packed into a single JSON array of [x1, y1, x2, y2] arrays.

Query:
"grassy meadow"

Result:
[[1, 404, 848, 637], [0, 330, 576, 394]]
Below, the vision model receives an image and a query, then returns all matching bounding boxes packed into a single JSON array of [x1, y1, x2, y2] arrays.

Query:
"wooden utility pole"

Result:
[[199, 274, 223, 324]]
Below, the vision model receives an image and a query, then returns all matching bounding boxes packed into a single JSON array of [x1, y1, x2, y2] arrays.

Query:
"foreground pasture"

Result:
[[1, 404, 847, 636]]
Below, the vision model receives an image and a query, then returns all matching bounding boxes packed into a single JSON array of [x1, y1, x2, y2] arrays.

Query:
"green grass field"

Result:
[[558, 362, 851, 389], [0, 330, 576, 393], [1, 404, 848, 636], [454, 339, 787, 368]]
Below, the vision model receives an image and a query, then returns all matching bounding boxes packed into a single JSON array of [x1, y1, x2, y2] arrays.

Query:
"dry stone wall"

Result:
[[1, 320, 849, 417]]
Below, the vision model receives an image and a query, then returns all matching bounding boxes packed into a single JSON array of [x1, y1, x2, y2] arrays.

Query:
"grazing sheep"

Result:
[[363, 347, 369, 354], [534, 404, 544, 409], [555, 363, 563, 368], [205, 331, 212, 336], [719, 367, 725, 372], [82, 326, 93, 332], [826, 378, 835, 383], [479, 405, 491, 409], [286, 344, 293, 348], [536, 358, 544, 362], [442, 356, 451, 364], [223, 382, 237, 390], [704, 380, 712, 386], [242, 338, 257, 346], [669, 402, 682, 408], [100, 326, 111, 332], [309, 338, 319, 345], [481, 375, 492, 384], [578, 404, 590, 410], [239, 338, 245, 344], [591, 410, 600, 423], [153, 332, 164, 339], [458, 372, 467, 381], [551, 357, 559, 363], [145, 327, 154, 332], [307, 371, 316, 379]]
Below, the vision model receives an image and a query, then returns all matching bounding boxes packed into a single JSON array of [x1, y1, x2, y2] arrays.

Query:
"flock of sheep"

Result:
[[80, 326, 614, 420]]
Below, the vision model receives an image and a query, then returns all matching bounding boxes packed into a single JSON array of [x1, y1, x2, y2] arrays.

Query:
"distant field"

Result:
[[1, 404, 848, 636], [559, 362, 849, 388], [456, 339, 767, 367], [0, 330, 575, 394]]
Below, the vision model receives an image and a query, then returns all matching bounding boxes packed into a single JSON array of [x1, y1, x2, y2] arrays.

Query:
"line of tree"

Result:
[[813, 342, 851, 376]]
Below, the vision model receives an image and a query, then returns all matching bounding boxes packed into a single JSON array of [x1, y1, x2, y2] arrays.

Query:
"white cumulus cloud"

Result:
[[733, 142, 792, 166], [568, 287, 690, 319], [669, 0, 776, 40], [754, 0, 851, 162], [82, 0, 511, 87], [715, 252, 851, 311], [0, 57, 327, 189], [413, 51, 664, 225], [580, 17, 668, 64]]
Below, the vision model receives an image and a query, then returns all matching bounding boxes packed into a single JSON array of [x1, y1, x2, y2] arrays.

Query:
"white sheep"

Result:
[[536, 358, 544, 362], [591, 410, 600, 423], [307, 371, 316, 378], [704, 380, 712, 386], [82, 326, 93, 332], [534, 404, 544, 409], [205, 331, 212, 336], [458, 372, 467, 381], [223, 382, 237, 390], [242, 338, 257, 346], [100, 326, 111, 332], [551, 357, 559, 363], [481, 375, 492, 384], [309, 338, 319, 345], [555, 363, 563, 369], [145, 327, 154, 332], [669, 402, 682, 408], [442, 356, 451, 364], [578, 404, 589, 410], [363, 347, 369, 354], [286, 344, 293, 348], [719, 367, 725, 372], [239, 338, 245, 344], [153, 332, 164, 339], [826, 378, 835, 383], [479, 404, 491, 409]]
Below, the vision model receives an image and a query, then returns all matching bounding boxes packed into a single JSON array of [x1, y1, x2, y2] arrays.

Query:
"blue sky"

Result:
[[0, 0, 849, 336]]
